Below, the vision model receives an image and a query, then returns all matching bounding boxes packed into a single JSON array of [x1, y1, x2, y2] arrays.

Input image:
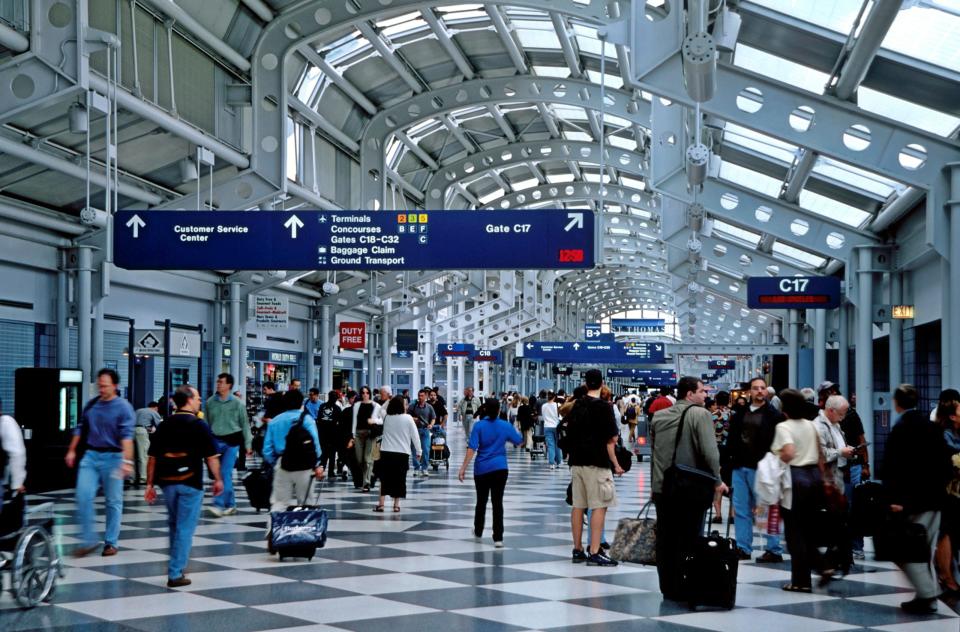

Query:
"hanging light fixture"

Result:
[[68, 102, 88, 134]]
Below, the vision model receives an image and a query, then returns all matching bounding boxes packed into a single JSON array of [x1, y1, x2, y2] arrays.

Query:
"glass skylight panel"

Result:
[[718, 162, 783, 198], [553, 104, 588, 121], [724, 123, 797, 164], [586, 70, 623, 90], [547, 173, 575, 183], [571, 24, 618, 58], [858, 87, 960, 137], [295, 67, 321, 103], [813, 156, 901, 198], [772, 241, 827, 268], [562, 131, 592, 142], [750, 0, 863, 34], [621, 176, 646, 190], [881, 3, 960, 72], [533, 65, 571, 78], [608, 135, 637, 150], [436, 8, 486, 22], [510, 177, 538, 190], [797, 190, 872, 226], [322, 30, 368, 65], [513, 19, 562, 49], [477, 188, 505, 205], [712, 220, 761, 246], [376, 12, 419, 28], [733, 44, 829, 94]]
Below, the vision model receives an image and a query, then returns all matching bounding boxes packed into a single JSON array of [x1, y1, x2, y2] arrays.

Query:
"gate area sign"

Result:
[[747, 276, 841, 310], [521, 341, 665, 364], [114, 210, 595, 271]]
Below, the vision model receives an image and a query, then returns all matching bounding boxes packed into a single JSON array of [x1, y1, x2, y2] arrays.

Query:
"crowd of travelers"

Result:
[[0, 365, 957, 615]]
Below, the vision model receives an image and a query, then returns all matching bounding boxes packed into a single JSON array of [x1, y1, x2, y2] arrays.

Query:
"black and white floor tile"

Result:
[[2, 426, 958, 631]]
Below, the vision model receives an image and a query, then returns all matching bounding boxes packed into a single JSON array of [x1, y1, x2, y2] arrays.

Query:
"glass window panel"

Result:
[[621, 176, 646, 190], [510, 177, 538, 190], [858, 87, 960, 137], [713, 220, 761, 246], [718, 162, 783, 198], [516, 28, 562, 49], [724, 122, 797, 163], [562, 130, 592, 142], [608, 135, 636, 149], [586, 70, 623, 89], [812, 156, 901, 198], [477, 188, 505, 205], [749, 0, 863, 33], [547, 173, 575, 183], [733, 44, 829, 94], [882, 4, 960, 72], [797, 189, 872, 226], [533, 65, 571, 78], [772, 241, 827, 268]]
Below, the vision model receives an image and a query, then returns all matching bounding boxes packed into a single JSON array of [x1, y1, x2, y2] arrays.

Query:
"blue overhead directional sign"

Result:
[[114, 209, 595, 271], [611, 318, 666, 333], [584, 323, 601, 339], [521, 341, 664, 364], [607, 368, 676, 384], [472, 349, 503, 364], [437, 343, 475, 358], [708, 360, 736, 370], [747, 276, 841, 310]]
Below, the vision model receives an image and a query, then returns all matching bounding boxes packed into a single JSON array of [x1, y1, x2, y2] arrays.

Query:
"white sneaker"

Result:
[[222, 507, 237, 516], [422, 470, 431, 478], [494, 541, 504, 548], [207, 506, 224, 517]]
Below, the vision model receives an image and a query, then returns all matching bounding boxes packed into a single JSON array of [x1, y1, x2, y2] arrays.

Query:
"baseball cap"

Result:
[[817, 381, 838, 394]]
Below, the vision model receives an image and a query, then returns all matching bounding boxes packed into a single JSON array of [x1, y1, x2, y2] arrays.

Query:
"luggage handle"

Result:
[[703, 505, 734, 539], [637, 499, 654, 520], [297, 477, 324, 507]]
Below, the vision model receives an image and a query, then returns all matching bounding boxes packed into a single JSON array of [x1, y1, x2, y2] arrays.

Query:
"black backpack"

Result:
[[316, 403, 337, 427], [625, 405, 638, 422], [281, 411, 318, 472], [557, 401, 584, 452]]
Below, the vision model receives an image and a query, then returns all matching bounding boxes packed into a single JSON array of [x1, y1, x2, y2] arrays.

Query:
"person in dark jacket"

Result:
[[882, 384, 952, 615], [725, 376, 784, 562]]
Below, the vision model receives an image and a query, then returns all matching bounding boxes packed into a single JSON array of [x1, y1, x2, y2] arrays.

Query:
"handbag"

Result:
[[615, 443, 633, 473], [608, 500, 657, 564], [873, 514, 930, 563], [661, 407, 717, 508], [371, 437, 382, 461]]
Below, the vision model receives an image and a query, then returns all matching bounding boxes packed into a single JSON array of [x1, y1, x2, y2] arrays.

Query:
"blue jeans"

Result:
[[843, 464, 864, 552], [161, 484, 204, 580], [732, 467, 783, 555], [76, 450, 124, 548], [544, 428, 562, 465], [413, 427, 431, 471], [213, 443, 238, 509]]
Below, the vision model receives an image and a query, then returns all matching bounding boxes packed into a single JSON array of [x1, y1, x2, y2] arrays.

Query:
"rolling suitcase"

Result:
[[680, 509, 739, 610], [242, 455, 272, 513], [269, 483, 328, 561]]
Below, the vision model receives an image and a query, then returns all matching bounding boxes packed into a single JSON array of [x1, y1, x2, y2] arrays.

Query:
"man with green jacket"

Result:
[[206, 373, 252, 516]]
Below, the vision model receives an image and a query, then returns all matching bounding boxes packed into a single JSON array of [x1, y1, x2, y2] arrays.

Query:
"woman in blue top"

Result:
[[458, 398, 523, 547]]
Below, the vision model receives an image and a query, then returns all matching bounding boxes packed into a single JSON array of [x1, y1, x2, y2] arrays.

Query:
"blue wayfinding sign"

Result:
[[747, 276, 841, 310], [607, 368, 676, 384], [584, 323, 601, 339], [611, 318, 666, 333], [437, 343, 475, 358], [472, 349, 503, 364], [521, 341, 664, 364], [114, 209, 595, 271]]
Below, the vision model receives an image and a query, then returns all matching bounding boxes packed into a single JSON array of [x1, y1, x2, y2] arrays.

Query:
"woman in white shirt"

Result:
[[771, 389, 825, 594], [541, 391, 562, 469], [0, 412, 27, 505], [375, 396, 421, 513]]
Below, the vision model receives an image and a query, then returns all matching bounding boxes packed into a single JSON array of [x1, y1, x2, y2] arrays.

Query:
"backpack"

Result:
[[316, 403, 337, 427], [281, 411, 318, 472], [625, 405, 638, 422], [556, 401, 585, 452]]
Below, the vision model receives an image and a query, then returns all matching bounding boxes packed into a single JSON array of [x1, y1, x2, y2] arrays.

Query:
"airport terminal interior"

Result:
[[2, 0, 960, 630]]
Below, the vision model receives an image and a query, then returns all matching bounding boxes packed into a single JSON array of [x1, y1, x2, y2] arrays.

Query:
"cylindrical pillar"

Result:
[[91, 299, 104, 385], [163, 319, 172, 409], [380, 315, 391, 390], [889, 271, 903, 413], [238, 321, 248, 399], [472, 357, 480, 394], [837, 304, 849, 393], [787, 309, 800, 389], [366, 322, 376, 388], [446, 357, 454, 406], [942, 257, 951, 383], [213, 296, 224, 378], [856, 248, 875, 469], [229, 282, 241, 384], [320, 305, 332, 393], [306, 317, 316, 389], [424, 326, 434, 387], [813, 308, 827, 388], [411, 352, 421, 394], [948, 165, 960, 387], [57, 265, 70, 366], [77, 247, 93, 395], [457, 358, 466, 400]]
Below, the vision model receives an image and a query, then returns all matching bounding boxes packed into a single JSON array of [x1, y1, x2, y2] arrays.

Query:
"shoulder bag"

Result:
[[661, 406, 717, 508], [608, 500, 657, 564]]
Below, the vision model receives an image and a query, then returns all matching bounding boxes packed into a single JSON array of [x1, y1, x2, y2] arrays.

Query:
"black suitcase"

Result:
[[242, 464, 272, 513], [850, 480, 885, 537], [680, 512, 739, 610], [268, 486, 328, 561]]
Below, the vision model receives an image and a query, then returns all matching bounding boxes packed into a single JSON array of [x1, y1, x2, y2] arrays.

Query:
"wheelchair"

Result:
[[0, 491, 63, 608]]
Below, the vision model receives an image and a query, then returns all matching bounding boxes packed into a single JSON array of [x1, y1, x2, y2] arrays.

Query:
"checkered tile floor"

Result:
[[2, 426, 958, 631]]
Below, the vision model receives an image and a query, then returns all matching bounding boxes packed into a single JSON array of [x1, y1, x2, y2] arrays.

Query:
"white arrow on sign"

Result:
[[572, 342, 580, 350], [125, 214, 146, 238], [564, 212, 584, 232], [655, 344, 663, 351], [526, 343, 533, 350], [284, 214, 304, 238]]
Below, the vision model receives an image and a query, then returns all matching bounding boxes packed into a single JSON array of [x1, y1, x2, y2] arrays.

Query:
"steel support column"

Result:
[[229, 282, 241, 385], [458, 358, 466, 403], [366, 323, 376, 388], [788, 309, 800, 389], [306, 318, 316, 389], [424, 326, 434, 388], [238, 322, 248, 399], [320, 305, 332, 394], [381, 315, 391, 390], [889, 271, 903, 413], [446, 357, 454, 408], [856, 248, 876, 469], [813, 308, 827, 389], [77, 247, 93, 395], [213, 297, 224, 379], [949, 164, 960, 387], [838, 303, 849, 393], [57, 264, 70, 366]]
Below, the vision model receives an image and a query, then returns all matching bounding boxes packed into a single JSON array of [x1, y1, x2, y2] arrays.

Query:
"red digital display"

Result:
[[559, 249, 585, 263], [758, 294, 832, 305]]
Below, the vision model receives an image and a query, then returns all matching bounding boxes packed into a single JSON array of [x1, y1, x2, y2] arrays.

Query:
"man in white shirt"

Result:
[[0, 411, 27, 503]]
